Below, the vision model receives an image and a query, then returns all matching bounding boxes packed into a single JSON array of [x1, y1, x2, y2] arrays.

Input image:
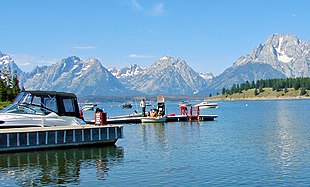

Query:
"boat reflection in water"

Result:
[[0, 146, 124, 186]]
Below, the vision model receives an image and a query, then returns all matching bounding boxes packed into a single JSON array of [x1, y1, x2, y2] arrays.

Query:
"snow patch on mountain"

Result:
[[108, 64, 147, 79], [0, 51, 22, 76], [233, 34, 310, 78]]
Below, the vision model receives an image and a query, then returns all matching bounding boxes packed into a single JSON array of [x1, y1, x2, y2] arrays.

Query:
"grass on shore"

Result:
[[0, 101, 11, 110], [208, 88, 310, 101]]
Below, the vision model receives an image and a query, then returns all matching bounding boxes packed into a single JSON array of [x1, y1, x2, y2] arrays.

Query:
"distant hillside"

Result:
[[208, 88, 309, 101]]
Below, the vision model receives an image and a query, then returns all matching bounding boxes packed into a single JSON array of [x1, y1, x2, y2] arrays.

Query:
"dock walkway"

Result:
[[0, 125, 123, 153]]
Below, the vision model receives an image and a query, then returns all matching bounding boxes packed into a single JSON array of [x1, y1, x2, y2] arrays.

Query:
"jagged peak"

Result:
[[266, 33, 299, 46], [58, 56, 81, 67], [63, 56, 81, 63], [87, 57, 99, 62], [86, 57, 102, 67], [159, 55, 174, 61]]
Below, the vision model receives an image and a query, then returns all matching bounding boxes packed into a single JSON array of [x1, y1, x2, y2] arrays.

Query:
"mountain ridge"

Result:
[[1, 33, 309, 96]]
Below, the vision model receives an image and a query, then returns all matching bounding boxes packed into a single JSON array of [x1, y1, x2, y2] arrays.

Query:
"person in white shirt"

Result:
[[140, 99, 146, 117]]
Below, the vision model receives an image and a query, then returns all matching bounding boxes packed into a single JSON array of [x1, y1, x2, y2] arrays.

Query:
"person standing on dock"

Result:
[[140, 99, 146, 117]]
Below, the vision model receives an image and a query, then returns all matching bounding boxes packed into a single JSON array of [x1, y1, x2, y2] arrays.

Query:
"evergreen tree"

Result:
[[11, 74, 20, 100], [284, 86, 288, 93], [0, 79, 5, 101], [222, 88, 226, 95], [0, 68, 21, 102], [300, 87, 306, 96], [254, 88, 259, 96]]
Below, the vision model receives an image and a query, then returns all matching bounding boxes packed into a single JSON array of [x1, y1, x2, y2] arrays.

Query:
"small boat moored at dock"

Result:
[[141, 116, 167, 123], [0, 91, 124, 153], [178, 100, 191, 107], [194, 101, 218, 109], [0, 91, 86, 128], [122, 103, 133, 109], [82, 103, 97, 111]]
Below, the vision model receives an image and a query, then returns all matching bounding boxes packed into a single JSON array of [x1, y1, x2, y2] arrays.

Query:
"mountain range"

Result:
[[1, 33, 309, 97], [19, 56, 134, 96]]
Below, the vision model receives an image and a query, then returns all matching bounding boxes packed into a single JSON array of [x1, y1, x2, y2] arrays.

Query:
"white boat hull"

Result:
[[141, 117, 166, 123], [194, 102, 218, 109], [0, 113, 86, 128]]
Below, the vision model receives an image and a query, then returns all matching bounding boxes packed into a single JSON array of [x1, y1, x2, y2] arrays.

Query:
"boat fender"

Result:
[[79, 110, 84, 121]]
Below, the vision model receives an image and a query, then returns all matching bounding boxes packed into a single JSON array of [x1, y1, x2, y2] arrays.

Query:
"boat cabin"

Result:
[[7, 91, 81, 119]]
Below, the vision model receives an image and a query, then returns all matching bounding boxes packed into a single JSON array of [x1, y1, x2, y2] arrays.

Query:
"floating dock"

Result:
[[0, 125, 123, 153], [101, 114, 217, 124]]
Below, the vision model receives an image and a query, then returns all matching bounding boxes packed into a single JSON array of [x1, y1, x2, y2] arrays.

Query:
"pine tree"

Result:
[[254, 88, 259, 96], [222, 88, 226, 95], [300, 87, 306, 96], [11, 74, 20, 100], [0, 79, 5, 102], [284, 86, 288, 93]]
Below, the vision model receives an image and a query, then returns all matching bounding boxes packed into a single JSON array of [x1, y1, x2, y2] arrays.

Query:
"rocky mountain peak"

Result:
[[129, 56, 208, 95], [210, 33, 310, 93], [152, 55, 188, 71], [56, 56, 82, 74], [0, 52, 22, 75], [86, 57, 100, 64], [232, 34, 309, 77], [159, 55, 173, 61], [266, 34, 299, 47]]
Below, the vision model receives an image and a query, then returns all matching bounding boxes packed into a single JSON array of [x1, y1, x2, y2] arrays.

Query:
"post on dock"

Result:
[[95, 108, 107, 125]]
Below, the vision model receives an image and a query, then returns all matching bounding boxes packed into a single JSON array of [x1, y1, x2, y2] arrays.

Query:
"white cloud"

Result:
[[152, 3, 164, 16], [73, 46, 97, 50], [128, 54, 154, 58], [128, 1, 164, 17], [131, 0, 142, 10]]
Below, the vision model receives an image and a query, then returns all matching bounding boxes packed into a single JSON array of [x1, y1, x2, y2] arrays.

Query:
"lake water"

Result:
[[0, 100, 309, 186]]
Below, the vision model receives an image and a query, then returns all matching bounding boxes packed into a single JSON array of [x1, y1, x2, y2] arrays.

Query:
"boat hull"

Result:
[[141, 117, 166, 123]]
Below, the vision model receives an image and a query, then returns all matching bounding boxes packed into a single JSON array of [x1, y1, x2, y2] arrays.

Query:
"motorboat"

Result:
[[141, 116, 166, 123], [194, 101, 218, 109], [0, 91, 86, 128], [145, 101, 153, 107], [178, 100, 191, 107], [82, 104, 95, 111], [122, 103, 133, 109]]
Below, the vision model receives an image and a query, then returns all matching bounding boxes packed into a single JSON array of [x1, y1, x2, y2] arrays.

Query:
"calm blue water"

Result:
[[0, 100, 309, 186]]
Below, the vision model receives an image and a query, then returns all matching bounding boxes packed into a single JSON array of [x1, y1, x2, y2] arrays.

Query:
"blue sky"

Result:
[[1, 0, 309, 74]]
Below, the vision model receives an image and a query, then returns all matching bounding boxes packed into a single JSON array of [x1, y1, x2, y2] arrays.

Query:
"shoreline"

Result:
[[206, 95, 310, 102]]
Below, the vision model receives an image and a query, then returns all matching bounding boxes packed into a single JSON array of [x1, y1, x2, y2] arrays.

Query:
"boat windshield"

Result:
[[1, 103, 54, 115], [1, 92, 58, 115]]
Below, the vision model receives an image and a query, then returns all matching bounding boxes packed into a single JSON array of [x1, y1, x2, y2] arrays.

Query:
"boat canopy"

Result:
[[2, 91, 81, 118]]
